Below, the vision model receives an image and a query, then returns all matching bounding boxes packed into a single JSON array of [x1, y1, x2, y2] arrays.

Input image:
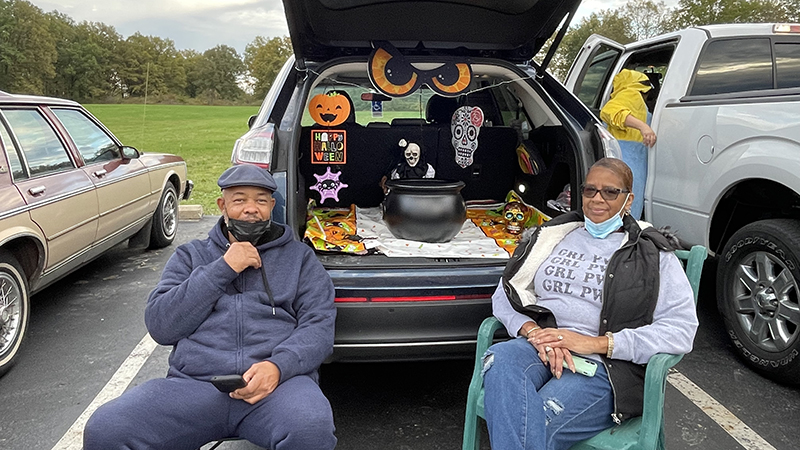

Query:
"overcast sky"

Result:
[[30, 0, 635, 55]]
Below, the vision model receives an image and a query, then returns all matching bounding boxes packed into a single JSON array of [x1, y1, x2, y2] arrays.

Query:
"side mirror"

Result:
[[121, 146, 140, 160], [248, 115, 258, 129]]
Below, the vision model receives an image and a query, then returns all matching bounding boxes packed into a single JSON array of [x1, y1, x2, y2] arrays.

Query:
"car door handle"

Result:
[[28, 186, 45, 196], [93, 169, 107, 177]]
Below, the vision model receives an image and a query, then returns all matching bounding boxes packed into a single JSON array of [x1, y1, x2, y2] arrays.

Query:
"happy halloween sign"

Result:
[[311, 130, 347, 164]]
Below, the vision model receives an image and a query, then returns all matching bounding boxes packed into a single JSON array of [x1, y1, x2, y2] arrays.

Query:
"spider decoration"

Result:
[[310, 167, 348, 203]]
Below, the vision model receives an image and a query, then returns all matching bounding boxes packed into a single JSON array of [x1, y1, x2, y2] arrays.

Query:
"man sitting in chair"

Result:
[[84, 164, 337, 450]]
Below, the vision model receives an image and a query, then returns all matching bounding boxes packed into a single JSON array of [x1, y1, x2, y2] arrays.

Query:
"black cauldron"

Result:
[[383, 179, 466, 243]]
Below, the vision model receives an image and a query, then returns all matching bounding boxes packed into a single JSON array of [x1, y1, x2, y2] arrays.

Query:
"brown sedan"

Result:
[[0, 91, 192, 375]]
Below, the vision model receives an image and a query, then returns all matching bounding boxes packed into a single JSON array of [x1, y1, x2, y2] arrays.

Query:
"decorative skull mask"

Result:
[[405, 142, 421, 167], [451, 106, 484, 168], [503, 201, 530, 235]]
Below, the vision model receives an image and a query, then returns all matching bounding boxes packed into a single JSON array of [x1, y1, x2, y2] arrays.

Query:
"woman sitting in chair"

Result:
[[484, 158, 698, 450]]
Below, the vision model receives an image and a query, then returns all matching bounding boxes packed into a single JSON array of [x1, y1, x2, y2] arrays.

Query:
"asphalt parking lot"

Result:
[[0, 216, 797, 450]]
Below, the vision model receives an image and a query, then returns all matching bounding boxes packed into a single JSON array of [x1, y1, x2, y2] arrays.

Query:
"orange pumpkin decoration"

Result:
[[309, 92, 352, 126]]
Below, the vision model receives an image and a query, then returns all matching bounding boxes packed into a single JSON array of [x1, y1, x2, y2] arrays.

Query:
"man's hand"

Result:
[[223, 242, 262, 273], [230, 361, 281, 404]]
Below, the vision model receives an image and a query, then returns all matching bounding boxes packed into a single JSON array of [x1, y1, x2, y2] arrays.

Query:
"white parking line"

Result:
[[51, 334, 776, 450], [51, 334, 158, 450], [668, 370, 776, 450]]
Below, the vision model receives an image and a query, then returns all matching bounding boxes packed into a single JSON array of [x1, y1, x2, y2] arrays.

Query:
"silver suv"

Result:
[[232, 0, 619, 362]]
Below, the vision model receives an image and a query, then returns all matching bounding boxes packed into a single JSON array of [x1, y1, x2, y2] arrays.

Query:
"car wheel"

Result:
[[717, 219, 800, 385], [149, 183, 178, 249], [0, 251, 29, 377]]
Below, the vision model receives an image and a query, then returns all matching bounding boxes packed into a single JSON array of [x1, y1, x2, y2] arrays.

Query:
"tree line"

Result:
[[0, 0, 291, 104], [1, 0, 799, 104], [546, 0, 800, 80]]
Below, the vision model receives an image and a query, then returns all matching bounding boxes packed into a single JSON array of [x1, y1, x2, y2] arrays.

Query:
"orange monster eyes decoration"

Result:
[[368, 41, 472, 98], [309, 91, 352, 126]]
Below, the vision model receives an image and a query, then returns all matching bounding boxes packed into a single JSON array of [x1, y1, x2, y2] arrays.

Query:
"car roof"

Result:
[[283, 0, 582, 63], [0, 90, 81, 107], [698, 23, 790, 38]]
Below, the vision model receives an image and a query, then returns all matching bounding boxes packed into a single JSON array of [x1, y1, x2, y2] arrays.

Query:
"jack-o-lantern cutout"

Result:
[[309, 92, 352, 127]]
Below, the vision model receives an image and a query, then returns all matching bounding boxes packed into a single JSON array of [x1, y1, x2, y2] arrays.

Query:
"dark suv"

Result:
[[231, 0, 619, 362]]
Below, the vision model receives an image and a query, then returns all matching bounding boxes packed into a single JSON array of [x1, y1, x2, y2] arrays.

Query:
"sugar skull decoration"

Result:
[[368, 41, 473, 98], [451, 106, 484, 168], [308, 91, 352, 127], [503, 201, 531, 235], [389, 139, 436, 179], [310, 167, 348, 203]]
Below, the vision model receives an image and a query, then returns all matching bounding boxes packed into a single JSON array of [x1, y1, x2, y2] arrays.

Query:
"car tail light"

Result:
[[231, 123, 275, 169], [596, 124, 622, 159], [335, 294, 487, 303], [773, 24, 800, 34]]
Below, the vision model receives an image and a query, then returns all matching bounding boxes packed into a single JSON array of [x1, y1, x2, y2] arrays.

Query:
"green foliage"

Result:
[[45, 15, 122, 101], [667, 0, 800, 30], [117, 33, 187, 97], [0, 0, 56, 94], [544, 0, 800, 80], [193, 45, 246, 103], [546, 8, 635, 81], [245, 36, 292, 99]]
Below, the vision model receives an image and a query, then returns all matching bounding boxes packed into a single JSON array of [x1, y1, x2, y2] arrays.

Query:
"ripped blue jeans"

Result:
[[483, 337, 614, 450]]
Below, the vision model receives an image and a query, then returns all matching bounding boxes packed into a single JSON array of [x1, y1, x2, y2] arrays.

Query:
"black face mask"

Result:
[[226, 218, 272, 245]]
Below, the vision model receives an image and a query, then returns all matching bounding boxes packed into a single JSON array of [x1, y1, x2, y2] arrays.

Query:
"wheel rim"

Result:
[[0, 271, 22, 356], [732, 251, 800, 352], [162, 189, 177, 238]]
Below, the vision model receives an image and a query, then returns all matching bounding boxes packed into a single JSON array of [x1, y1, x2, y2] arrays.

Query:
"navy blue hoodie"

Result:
[[145, 219, 336, 383]]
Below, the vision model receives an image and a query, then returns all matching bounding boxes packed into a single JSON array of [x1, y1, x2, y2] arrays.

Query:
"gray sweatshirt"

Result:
[[493, 226, 698, 364]]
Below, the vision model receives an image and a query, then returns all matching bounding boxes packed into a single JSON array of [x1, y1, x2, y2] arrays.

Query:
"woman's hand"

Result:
[[529, 328, 609, 378]]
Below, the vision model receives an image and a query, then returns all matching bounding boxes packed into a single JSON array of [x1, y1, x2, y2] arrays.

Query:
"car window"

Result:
[[301, 85, 435, 127], [493, 85, 531, 137], [52, 108, 120, 164], [2, 109, 73, 177], [775, 42, 800, 89], [0, 119, 26, 181], [691, 38, 773, 96], [575, 46, 620, 111]]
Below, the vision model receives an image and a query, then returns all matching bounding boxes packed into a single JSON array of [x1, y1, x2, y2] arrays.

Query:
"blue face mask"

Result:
[[585, 194, 630, 239]]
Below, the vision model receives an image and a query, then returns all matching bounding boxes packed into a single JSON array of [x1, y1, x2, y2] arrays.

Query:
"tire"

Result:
[[148, 183, 179, 249], [0, 251, 30, 377], [717, 219, 800, 385]]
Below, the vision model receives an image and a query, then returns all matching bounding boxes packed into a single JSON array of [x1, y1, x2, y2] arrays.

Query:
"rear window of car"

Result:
[[2, 108, 73, 177], [301, 86, 436, 127], [775, 42, 800, 89], [690, 38, 773, 96]]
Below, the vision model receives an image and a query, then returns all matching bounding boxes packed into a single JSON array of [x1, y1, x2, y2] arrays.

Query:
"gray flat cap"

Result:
[[217, 164, 277, 192]]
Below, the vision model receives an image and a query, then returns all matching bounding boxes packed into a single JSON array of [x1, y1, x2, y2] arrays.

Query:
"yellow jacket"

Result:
[[600, 69, 652, 142]]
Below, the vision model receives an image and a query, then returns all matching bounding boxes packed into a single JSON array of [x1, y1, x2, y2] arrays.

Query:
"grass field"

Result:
[[86, 104, 420, 214], [86, 104, 258, 214]]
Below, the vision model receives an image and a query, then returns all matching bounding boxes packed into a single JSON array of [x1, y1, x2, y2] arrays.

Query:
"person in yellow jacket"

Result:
[[600, 69, 655, 220]]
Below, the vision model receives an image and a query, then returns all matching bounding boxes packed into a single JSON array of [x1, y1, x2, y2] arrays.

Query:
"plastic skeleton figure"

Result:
[[389, 139, 435, 179]]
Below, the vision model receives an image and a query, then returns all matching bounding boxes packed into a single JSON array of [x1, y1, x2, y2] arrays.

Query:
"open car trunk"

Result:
[[292, 61, 581, 268]]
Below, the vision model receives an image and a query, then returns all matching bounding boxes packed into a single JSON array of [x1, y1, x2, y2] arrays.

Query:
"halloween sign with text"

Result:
[[311, 130, 346, 164]]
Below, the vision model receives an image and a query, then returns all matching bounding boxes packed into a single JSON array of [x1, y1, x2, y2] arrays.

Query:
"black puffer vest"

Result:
[[502, 211, 677, 422]]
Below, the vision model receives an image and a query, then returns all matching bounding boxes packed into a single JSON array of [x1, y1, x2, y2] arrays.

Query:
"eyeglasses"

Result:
[[580, 185, 630, 201]]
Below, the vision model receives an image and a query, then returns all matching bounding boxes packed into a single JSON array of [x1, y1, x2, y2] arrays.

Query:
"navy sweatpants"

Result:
[[83, 375, 336, 450]]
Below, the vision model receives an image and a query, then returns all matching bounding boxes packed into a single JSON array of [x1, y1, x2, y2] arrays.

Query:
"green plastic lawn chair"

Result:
[[462, 245, 707, 450]]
